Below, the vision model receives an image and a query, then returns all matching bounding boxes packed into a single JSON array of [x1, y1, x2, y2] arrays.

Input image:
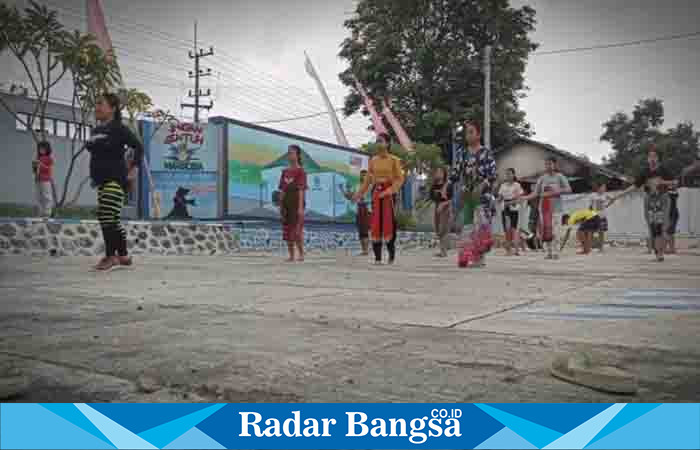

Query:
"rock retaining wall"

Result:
[[0, 219, 662, 258], [0, 220, 437, 257]]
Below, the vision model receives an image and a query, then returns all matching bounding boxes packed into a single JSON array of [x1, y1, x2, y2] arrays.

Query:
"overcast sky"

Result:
[[2, 0, 699, 162]]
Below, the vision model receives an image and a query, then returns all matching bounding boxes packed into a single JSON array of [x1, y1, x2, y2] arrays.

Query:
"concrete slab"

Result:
[[0, 247, 698, 402]]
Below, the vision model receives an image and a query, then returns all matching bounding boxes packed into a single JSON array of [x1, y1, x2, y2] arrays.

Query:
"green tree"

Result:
[[338, 0, 538, 153], [0, 1, 69, 142], [601, 98, 699, 177], [56, 30, 121, 208], [1, 2, 121, 213]]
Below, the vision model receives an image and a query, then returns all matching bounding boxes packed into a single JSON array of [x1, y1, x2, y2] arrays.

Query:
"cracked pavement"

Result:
[[1, 246, 699, 403]]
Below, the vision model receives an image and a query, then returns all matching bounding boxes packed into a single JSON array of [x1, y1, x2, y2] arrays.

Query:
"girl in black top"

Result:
[[431, 166, 453, 257], [87, 93, 143, 271], [667, 187, 679, 253]]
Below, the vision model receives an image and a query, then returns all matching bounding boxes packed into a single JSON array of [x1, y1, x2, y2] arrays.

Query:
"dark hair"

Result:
[[506, 168, 517, 180], [360, 169, 368, 174], [464, 120, 482, 136], [434, 166, 448, 180], [592, 179, 606, 190], [562, 214, 570, 226], [546, 156, 557, 163], [288, 144, 303, 167], [377, 132, 392, 145], [99, 92, 122, 121], [37, 141, 52, 156]]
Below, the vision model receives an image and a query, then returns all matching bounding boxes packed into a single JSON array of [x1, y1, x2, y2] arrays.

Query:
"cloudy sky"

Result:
[[2, 0, 699, 162]]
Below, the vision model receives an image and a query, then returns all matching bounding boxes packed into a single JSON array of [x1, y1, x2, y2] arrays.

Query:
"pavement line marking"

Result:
[[447, 276, 620, 329]]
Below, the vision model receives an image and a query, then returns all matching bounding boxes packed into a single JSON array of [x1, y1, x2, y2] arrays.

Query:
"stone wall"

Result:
[[0, 219, 438, 257]]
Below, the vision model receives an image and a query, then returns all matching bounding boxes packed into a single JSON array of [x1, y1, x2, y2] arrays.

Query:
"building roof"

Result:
[[495, 137, 631, 182]]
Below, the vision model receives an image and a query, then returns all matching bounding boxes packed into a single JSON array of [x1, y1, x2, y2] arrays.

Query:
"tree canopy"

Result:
[[601, 98, 699, 178], [338, 0, 539, 155]]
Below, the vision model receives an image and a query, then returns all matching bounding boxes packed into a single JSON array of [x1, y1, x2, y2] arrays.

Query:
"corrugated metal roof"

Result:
[[496, 138, 631, 182]]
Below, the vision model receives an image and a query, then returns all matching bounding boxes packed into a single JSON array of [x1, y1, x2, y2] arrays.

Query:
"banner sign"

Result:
[[148, 122, 216, 172], [1, 403, 698, 449], [151, 171, 218, 219]]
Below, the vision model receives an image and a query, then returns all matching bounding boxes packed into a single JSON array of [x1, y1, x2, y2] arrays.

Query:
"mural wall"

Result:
[[226, 121, 369, 222], [143, 121, 219, 219]]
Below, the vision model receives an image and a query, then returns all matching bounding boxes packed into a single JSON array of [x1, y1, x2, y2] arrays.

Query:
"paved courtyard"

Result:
[[1, 245, 699, 403]]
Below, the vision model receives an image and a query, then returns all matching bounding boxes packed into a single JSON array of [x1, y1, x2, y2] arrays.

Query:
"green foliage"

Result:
[[0, 1, 71, 142], [1, 2, 123, 210], [339, 0, 538, 150], [601, 99, 700, 177], [60, 30, 122, 115], [125, 89, 154, 123], [395, 210, 417, 231]]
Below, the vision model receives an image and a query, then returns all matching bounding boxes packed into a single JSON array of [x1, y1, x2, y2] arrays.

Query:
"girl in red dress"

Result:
[[278, 145, 308, 262]]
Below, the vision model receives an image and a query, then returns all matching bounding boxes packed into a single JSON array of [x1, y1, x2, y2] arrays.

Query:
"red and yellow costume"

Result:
[[358, 153, 405, 242]]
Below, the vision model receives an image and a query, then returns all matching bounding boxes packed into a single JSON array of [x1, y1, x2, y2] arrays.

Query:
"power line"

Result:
[[252, 109, 344, 125], [39, 1, 365, 136], [533, 30, 700, 56], [44, 1, 337, 103]]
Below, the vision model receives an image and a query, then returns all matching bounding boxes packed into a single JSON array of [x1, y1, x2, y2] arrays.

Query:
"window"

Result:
[[15, 114, 28, 131], [46, 119, 56, 136], [33, 116, 43, 133], [58, 121, 68, 138], [67, 122, 77, 140]]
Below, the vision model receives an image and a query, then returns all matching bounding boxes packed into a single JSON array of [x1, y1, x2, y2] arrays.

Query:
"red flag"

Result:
[[382, 97, 414, 151], [353, 79, 388, 136], [87, 0, 114, 62]]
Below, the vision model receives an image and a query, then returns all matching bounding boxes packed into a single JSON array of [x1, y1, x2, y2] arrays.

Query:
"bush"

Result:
[[395, 210, 417, 231]]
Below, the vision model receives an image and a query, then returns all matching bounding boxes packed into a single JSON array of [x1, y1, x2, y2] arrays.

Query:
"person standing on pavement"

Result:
[[278, 145, 308, 262], [450, 120, 498, 268], [87, 93, 143, 272], [666, 185, 680, 254], [523, 157, 572, 260], [33, 141, 55, 218], [342, 169, 371, 256], [353, 132, 405, 265], [610, 145, 676, 262], [497, 168, 524, 256], [430, 166, 453, 258]]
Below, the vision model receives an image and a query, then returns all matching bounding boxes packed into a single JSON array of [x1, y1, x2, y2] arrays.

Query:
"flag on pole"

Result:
[[87, 0, 114, 62], [304, 52, 350, 147], [353, 78, 388, 136], [381, 97, 413, 151], [86, 0, 161, 217]]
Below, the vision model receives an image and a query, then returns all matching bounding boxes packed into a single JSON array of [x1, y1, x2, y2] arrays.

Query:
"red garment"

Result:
[[539, 193, 554, 242], [37, 155, 53, 182], [278, 167, 308, 193], [371, 182, 395, 242], [278, 167, 307, 242]]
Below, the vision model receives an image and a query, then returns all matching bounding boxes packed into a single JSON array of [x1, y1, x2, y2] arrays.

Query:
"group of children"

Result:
[[430, 154, 619, 262]]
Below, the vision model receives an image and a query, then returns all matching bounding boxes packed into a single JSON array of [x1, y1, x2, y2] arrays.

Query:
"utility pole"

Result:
[[181, 21, 214, 123], [483, 45, 492, 149]]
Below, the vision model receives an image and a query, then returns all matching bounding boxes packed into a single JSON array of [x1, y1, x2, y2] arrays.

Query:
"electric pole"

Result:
[[483, 45, 492, 149], [181, 21, 214, 123]]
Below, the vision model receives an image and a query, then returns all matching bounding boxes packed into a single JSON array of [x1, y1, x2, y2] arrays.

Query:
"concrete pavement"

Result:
[[1, 246, 699, 402]]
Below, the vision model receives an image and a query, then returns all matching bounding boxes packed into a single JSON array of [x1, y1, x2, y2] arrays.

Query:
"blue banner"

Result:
[[150, 171, 218, 219], [146, 121, 218, 172], [1, 403, 698, 449]]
